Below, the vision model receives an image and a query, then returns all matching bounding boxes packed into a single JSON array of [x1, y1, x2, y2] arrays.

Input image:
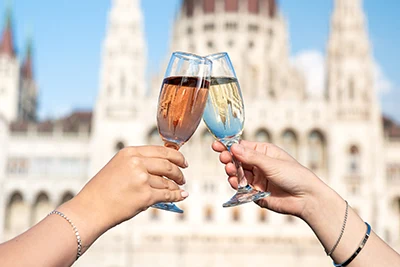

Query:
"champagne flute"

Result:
[[153, 52, 212, 213], [202, 52, 270, 207]]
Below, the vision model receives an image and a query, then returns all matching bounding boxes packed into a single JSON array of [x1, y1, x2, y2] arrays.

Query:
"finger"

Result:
[[227, 176, 238, 190], [212, 141, 228, 153], [220, 151, 233, 164], [142, 158, 185, 185], [230, 144, 283, 184], [255, 198, 269, 209], [239, 140, 296, 162], [225, 162, 237, 177], [148, 175, 180, 190], [133, 146, 188, 168], [152, 188, 189, 203]]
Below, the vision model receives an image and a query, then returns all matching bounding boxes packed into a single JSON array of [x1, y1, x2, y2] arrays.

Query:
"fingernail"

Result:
[[181, 191, 189, 198], [184, 159, 189, 168]]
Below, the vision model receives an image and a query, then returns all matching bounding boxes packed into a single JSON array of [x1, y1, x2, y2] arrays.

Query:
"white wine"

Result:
[[203, 77, 245, 142]]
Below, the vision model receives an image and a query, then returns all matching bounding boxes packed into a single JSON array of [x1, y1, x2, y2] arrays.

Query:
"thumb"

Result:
[[231, 144, 280, 176]]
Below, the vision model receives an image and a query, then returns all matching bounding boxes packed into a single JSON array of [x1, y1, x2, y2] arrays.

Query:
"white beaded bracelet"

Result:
[[48, 210, 83, 260]]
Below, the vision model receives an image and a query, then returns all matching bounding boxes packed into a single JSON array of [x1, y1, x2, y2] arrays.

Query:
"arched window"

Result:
[[120, 75, 126, 96], [177, 206, 186, 221], [232, 208, 241, 222], [349, 145, 360, 173], [286, 215, 295, 224], [241, 130, 247, 141], [308, 130, 326, 171], [32, 192, 52, 225], [205, 205, 214, 222], [60, 192, 74, 205], [225, 0, 239, 12], [259, 209, 268, 222], [148, 127, 162, 145], [255, 129, 271, 143], [115, 141, 125, 152], [107, 84, 113, 96], [349, 78, 355, 100], [150, 208, 160, 221], [268, 66, 275, 97], [282, 130, 298, 158], [5, 192, 29, 232], [396, 198, 400, 236]]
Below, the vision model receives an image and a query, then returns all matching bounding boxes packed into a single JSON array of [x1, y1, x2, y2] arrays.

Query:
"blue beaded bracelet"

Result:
[[333, 222, 371, 267]]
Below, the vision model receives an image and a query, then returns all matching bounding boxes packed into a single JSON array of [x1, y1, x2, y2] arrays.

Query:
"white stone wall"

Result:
[[1, 129, 89, 241], [0, 54, 20, 123], [0, 116, 8, 240]]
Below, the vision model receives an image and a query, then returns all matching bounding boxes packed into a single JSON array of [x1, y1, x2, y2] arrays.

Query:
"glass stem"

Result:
[[226, 139, 249, 190], [232, 155, 249, 189]]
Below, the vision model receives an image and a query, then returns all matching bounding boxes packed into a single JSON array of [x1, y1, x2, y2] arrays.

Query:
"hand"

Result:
[[73, 146, 189, 230], [212, 140, 327, 219]]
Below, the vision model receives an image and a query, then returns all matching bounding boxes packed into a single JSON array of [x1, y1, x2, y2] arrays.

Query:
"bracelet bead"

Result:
[[48, 210, 83, 260]]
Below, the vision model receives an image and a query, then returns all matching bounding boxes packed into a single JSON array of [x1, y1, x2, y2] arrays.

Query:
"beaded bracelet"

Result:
[[48, 210, 83, 260], [333, 222, 371, 267]]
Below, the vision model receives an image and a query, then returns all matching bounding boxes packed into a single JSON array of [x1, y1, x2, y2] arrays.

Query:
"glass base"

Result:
[[152, 202, 184, 213], [223, 185, 270, 208]]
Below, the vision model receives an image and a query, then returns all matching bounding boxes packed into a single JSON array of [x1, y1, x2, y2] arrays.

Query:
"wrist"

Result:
[[299, 178, 367, 263], [57, 194, 110, 252], [300, 177, 344, 226]]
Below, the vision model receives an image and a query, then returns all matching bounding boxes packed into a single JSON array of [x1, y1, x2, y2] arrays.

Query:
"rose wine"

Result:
[[203, 77, 245, 142], [157, 76, 210, 149]]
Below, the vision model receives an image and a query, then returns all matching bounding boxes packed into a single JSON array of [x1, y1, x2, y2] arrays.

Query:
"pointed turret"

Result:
[[0, 6, 16, 57], [19, 37, 38, 122], [21, 38, 34, 80]]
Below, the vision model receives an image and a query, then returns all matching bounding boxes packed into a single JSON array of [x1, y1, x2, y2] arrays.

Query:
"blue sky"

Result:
[[1, 0, 399, 121]]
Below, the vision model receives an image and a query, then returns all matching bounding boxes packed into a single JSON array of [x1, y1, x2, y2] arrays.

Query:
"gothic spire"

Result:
[[0, 5, 16, 57], [21, 37, 34, 80]]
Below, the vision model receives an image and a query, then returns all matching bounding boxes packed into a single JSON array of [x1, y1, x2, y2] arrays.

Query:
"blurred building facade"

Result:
[[0, 0, 400, 266]]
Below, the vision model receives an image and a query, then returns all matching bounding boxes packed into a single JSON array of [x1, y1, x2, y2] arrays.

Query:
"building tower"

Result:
[[0, 7, 20, 123], [19, 38, 38, 121], [326, 0, 386, 235], [90, 0, 149, 175]]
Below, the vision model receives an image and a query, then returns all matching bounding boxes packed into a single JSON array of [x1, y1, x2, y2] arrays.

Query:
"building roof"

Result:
[[383, 116, 400, 139], [10, 111, 93, 134]]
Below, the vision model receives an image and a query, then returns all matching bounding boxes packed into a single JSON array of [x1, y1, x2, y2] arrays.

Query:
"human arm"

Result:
[[0, 146, 189, 267], [213, 140, 400, 267]]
